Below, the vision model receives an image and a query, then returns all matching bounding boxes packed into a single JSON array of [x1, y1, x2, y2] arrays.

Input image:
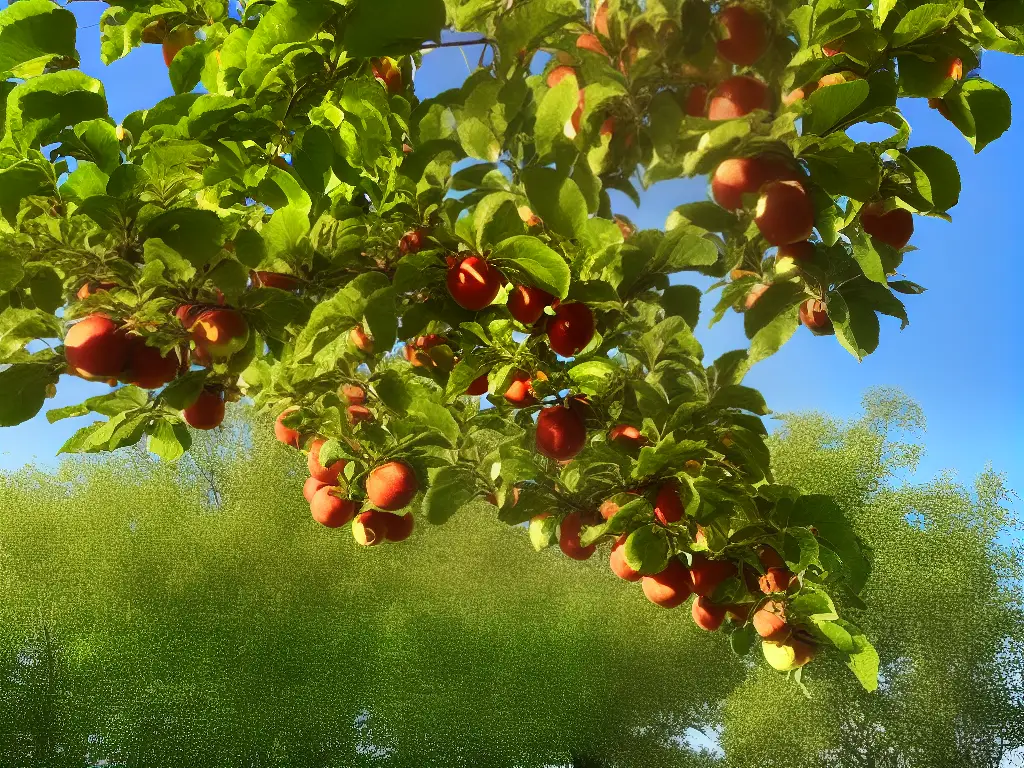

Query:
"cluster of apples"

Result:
[[275, 405, 417, 545], [66, 277, 259, 429], [396, 230, 601, 459], [552, 472, 817, 671]]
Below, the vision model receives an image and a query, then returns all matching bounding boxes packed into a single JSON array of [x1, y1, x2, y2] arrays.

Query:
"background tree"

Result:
[[721, 390, 1024, 767], [0, 393, 1019, 767]]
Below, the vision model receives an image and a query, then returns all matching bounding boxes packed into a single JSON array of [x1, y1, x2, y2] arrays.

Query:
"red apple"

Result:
[[716, 5, 768, 66], [466, 373, 490, 396], [504, 371, 538, 407], [403, 334, 448, 368], [384, 512, 415, 542], [653, 482, 685, 525], [275, 407, 301, 448], [399, 230, 427, 255], [190, 308, 250, 360], [371, 57, 402, 94], [308, 438, 346, 484], [345, 327, 373, 357], [759, 566, 795, 594], [121, 336, 180, 389], [558, 511, 596, 561], [310, 486, 358, 528], [352, 510, 391, 546], [182, 388, 225, 430], [366, 461, 418, 511], [303, 477, 328, 503], [775, 241, 815, 274], [65, 315, 130, 380], [76, 281, 117, 300], [547, 303, 595, 357], [593, 0, 609, 37], [689, 554, 737, 597], [752, 600, 791, 641], [861, 202, 914, 249], [253, 271, 299, 290], [577, 33, 608, 57], [685, 84, 709, 117], [744, 283, 770, 311], [642, 558, 693, 608], [755, 180, 815, 245], [692, 595, 728, 631], [708, 76, 770, 120], [609, 424, 646, 449], [447, 254, 502, 311], [347, 405, 374, 424], [342, 384, 366, 405], [162, 27, 196, 67], [609, 534, 642, 581], [508, 285, 555, 325], [711, 156, 796, 211], [536, 403, 587, 460], [799, 299, 834, 336]]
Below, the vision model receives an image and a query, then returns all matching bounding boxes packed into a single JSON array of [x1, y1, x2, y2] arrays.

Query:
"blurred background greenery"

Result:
[[0, 389, 1020, 767]]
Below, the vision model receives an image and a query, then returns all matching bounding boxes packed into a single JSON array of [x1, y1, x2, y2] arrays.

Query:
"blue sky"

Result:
[[1, 9, 1020, 506]]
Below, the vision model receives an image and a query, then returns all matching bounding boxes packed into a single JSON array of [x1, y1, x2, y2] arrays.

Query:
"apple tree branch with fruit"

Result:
[[0, 0, 1018, 691]]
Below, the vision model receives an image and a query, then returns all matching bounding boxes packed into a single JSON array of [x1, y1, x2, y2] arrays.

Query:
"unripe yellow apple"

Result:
[[762, 638, 816, 671]]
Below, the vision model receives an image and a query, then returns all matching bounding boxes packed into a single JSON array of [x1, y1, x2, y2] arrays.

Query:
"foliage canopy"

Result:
[[0, 0, 1021, 687]]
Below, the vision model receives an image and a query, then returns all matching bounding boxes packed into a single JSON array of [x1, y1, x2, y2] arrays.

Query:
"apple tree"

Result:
[[0, 0, 1019, 690]]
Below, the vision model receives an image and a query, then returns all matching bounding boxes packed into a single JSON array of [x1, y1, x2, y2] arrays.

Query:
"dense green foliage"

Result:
[[0, 393, 1019, 767], [0, 0, 1022, 686]]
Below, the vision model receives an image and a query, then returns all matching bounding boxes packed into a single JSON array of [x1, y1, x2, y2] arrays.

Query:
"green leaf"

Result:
[[567, 359, 620, 395], [489, 236, 571, 299], [624, 528, 671, 576], [534, 72, 578, 160], [0, 0, 77, 78], [844, 631, 880, 692], [662, 284, 702, 329], [803, 79, 870, 135], [169, 39, 205, 95], [143, 209, 224, 269], [46, 386, 148, 423], [0, 308, 61, 360], [656, 229, 718, 271], [943, 79, 1013, 153], [891, 3, 958, 47], [421, 465, 477, 525], [637, 316, 694, 370], [0, 363, 53, 426], [848, 228, 888, 284], [899, 146, 960, 213], [667, 202, 739, 233], [730, 623, 756, 656], [743, 282, 805, 338], [521, 167, 588, 240], [748, 309, 800, 367], [409, 400, 460, 449], [158, 371, 210, 410], [147, 420, 192, 462], [710, 385, 769, 415], [828, 289, 879, 361], [529, 513, 558, 551], [814, 619, 855, 653], [343, 0, 445, 56], [4, 71, 108, 152]]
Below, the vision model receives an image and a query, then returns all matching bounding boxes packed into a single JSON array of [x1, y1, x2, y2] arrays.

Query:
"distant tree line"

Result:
[[0, 390, 1019, 767]]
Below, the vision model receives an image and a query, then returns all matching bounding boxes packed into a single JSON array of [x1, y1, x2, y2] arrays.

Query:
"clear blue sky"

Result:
[[2, 8, 1020, 506]]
